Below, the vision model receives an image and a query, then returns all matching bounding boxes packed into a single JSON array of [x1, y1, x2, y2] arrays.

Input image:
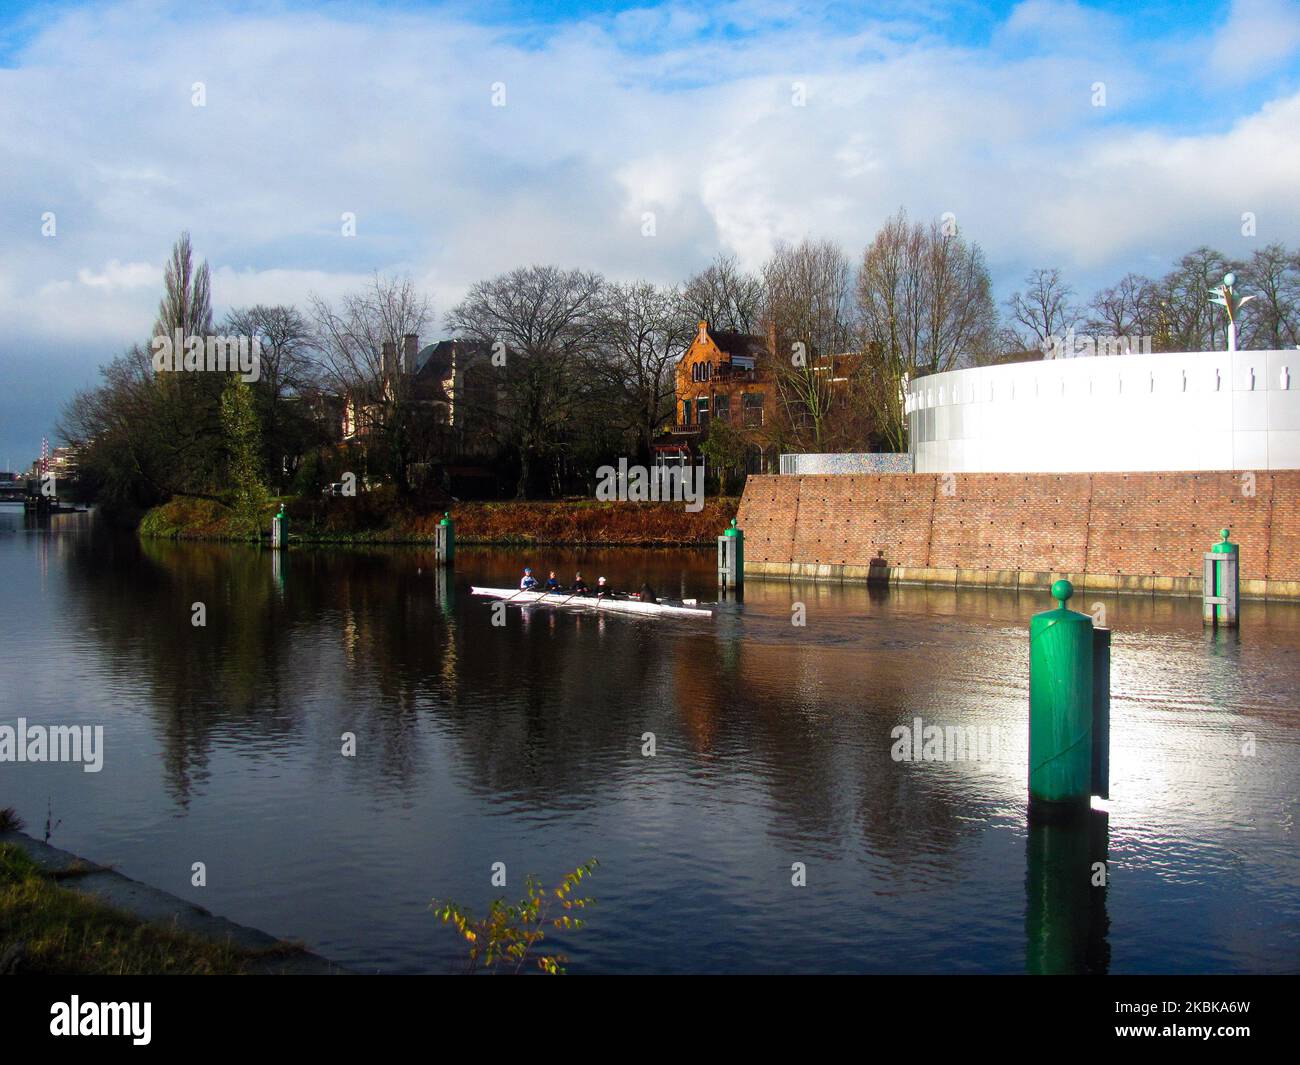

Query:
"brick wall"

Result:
[[735, 471, 1300, 592]]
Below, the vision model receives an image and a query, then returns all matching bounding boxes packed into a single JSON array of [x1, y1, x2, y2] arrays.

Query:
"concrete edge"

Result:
[[0, 830, 350, 975], [741, 561, 1297, 600]]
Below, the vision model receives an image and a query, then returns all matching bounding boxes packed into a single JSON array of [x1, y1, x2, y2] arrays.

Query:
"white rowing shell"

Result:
[[470, 587, 714, 619]]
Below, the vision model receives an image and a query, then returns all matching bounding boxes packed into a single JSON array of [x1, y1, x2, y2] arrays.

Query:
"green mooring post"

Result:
[[437, 512, 455, 566], [1029, 579, 1094, 814], [1203, 528, 1239, 628], [718, 518, 744, 592], [271, 503, 288, 549]]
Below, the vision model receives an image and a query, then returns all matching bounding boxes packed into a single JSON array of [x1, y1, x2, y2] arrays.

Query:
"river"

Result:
[[1, 506, 1296, 973]]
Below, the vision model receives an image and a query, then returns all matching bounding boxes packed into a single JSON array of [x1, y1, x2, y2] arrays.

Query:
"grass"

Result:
[[0, 842, 301, 975], [139, 495, 740, 546]]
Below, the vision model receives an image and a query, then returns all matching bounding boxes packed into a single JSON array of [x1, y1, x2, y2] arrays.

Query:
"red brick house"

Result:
[[651, 321, 777, 473]]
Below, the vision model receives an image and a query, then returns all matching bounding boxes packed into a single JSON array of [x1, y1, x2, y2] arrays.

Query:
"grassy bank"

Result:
[[139, 494, 739, 546], [0, 841, 297, 975]]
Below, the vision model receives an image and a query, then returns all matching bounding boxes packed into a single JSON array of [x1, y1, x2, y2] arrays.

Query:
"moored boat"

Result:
[[470, 586, 714, 619]]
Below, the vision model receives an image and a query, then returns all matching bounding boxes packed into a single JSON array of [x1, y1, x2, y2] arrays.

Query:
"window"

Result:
[[691, 361, 713, 383], [742, 392, 765, 428], [682, 399, 692, 426], [696, 396, 709, 431], [714, 394, 730, 422]]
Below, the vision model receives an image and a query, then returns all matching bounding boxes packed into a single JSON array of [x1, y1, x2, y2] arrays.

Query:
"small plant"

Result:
[[44, 800, 61, 844], [432, 859, 597, 975], [0, 807, 23, 833]]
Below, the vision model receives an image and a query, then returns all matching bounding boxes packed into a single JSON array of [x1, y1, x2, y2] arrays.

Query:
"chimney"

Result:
[[381, 340, 397, 380], [403, 333, 419, 375]]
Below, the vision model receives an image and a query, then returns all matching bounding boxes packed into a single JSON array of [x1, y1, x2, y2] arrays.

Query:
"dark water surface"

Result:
[[1, 506, 1297, 973]]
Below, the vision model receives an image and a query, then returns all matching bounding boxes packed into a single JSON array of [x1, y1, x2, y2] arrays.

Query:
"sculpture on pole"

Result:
[[1208, 272, 1255, 354]]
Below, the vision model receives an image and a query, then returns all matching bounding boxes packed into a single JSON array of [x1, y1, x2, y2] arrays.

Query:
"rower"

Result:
[[572, 572, 589, 595], [637, 580, 656, 602], [596, 576, 618, 599], [520, 567, 538, 591], [544, 571, 561, 592]]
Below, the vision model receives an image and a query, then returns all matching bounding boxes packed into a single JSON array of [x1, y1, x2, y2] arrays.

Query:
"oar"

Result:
[[533, 586, 584, 608]]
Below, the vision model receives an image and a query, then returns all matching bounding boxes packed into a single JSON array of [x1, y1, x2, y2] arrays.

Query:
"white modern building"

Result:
[[906, 348, 1300, 473]]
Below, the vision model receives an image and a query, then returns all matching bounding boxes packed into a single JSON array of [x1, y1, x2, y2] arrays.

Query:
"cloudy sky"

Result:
[[1, 0, 1298, 465]]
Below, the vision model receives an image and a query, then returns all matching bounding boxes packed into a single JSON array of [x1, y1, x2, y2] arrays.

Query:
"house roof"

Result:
[[707, 330, 768, 360], [414, 339, 492, 380]]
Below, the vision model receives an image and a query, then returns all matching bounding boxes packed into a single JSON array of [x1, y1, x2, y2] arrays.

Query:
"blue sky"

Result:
[[1, 0, 1298, 465]]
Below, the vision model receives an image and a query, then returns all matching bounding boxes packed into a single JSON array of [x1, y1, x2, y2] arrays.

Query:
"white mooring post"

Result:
[[1202, 528, 1239, 628], [436, 512, 455, 567]]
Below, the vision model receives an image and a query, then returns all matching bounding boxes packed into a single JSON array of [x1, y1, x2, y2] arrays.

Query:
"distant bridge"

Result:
[[0, 480, 83, 512]]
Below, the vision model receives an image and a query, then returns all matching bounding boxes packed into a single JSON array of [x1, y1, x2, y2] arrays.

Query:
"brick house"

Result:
[[651, 321, 778, 474]]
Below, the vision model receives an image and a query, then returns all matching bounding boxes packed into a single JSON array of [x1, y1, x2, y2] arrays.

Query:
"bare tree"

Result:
[[153, 231, 213, 344], [146, 232, 225, 494], [857, 210, 997, 450], [224, 304, 318, 489], [682, 253, 764, 334], [308, 274, 433, 493], [445, 266, 605, 498], [1006, 268, 1078, 351], [1084, 273, 1160, 351], [1241, 243, 1300, 349], [762, 238, 859, 450], [1156, 247, 1239, 351], [595, 281, 693, 462]]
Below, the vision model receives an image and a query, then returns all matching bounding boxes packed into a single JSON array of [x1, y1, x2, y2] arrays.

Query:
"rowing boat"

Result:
[[470, 587, 714, 619]]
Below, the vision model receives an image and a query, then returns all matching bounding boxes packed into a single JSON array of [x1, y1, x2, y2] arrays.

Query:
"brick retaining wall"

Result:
[[734, 471, 1300, 599]]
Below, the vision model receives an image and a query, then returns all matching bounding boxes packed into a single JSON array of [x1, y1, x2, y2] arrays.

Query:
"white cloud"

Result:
[[1210, 0, 1300, 83], [75, 260, 160, 290]]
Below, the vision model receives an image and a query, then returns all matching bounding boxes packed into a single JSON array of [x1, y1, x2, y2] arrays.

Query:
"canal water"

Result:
[[1, 507, 1296, 973]]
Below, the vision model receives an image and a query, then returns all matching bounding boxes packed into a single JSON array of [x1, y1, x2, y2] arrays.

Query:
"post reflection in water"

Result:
[[1025, 810, 1111, 975], [0, 510, 1296, 974]]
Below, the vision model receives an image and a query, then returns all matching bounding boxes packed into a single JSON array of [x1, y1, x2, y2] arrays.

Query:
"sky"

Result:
[[0, 0, 1298, 466]]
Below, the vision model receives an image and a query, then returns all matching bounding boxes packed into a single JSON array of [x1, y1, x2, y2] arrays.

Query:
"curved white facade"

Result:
[[906, 349, 1300, 473]]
